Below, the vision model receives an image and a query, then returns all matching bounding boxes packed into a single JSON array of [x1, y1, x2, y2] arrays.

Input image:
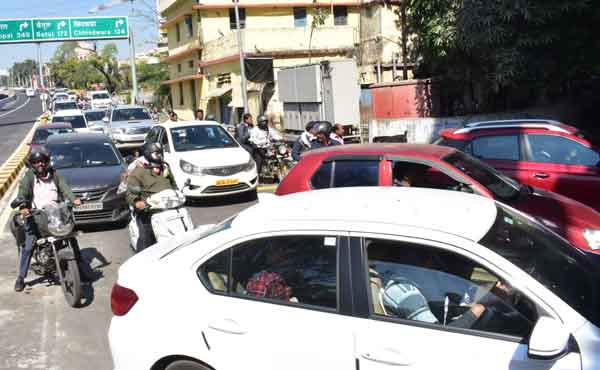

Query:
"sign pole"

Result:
[[37, 43, 44, 89], [233, 0, 249, 115], [129, 27, 138, 104]]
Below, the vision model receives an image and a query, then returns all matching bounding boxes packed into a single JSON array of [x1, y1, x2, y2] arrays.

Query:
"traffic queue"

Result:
[[9, 89, 600, 370]]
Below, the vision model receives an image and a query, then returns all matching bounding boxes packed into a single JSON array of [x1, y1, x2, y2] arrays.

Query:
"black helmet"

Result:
[[257, 115, 268, 130], [142, 142, 164, 165], [28, 150, 51, 176], [305, 121, 317, 131], [313, 121, 333, 136]]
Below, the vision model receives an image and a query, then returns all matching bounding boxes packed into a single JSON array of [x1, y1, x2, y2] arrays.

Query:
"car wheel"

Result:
[[165, 360, 210, 370]]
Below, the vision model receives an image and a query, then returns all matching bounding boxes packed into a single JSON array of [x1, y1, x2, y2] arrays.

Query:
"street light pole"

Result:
[[129, 1, 138, 104], [37, 43, 44, 89], [233, 0, 249, 114]]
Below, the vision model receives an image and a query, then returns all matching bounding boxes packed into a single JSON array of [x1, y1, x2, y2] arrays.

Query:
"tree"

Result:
[[9, 59, 38, 88], [52, 42, 78, 63], [88, 43, 123, 94], [137, 61, 170, 108], [406, 0, 600, 114], [308, 0, 329, 63]]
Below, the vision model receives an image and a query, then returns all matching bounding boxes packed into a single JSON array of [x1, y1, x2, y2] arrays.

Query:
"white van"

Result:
[[89, 90, 112, 109]]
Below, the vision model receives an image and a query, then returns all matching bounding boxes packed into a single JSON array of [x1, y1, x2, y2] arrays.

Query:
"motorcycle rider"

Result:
[[13, 150, 81, 292], [310, 121, 340, 150], [251, 115, 270, 177], [126, 142, 177, 252], [291, 121, 317, 161], [236, 113, 255, 154]]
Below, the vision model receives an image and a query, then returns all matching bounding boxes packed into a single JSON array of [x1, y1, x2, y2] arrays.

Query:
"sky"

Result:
[[0, 0, 159, 70]]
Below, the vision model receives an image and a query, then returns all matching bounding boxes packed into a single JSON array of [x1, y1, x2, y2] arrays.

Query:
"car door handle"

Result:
[[361, 349, 413, 366], [208, 318, 246, 335], [533, 173, 549, 179]]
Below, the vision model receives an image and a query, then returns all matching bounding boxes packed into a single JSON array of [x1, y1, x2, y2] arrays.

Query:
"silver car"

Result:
[[104, 105, 155, 149], [83, 109, 108, 133]]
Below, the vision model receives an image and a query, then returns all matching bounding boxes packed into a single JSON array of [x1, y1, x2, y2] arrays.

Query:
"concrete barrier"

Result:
[[0, 116, 40, 200]]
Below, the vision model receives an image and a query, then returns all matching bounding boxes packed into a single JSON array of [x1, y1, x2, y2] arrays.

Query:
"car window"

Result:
[[366, 238, 537, 338], [526, 134, 600, 166], [170, 125, 237, 151], [434, 137, 468, 150], [208, 236, 339, 310], [51, 115, 86, 129], [471, 135, 520, 161], [84, 111, 106, 122], [333, 160, 379, 187], [311, 162, 333, 189], [199, 249, 231, 293], [32, 127, 74, 144], [480, 204, 600, 329], [112, 108, 151, 121], [92, 93, 110, 99], [54, 102, 78, 111], [160, 129, 170, 152], [48, 142, 121, 168], [146, 127, 161, 143], [392, 161, 466, 192]]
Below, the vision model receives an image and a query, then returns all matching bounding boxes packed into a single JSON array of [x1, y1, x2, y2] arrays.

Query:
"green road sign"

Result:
[[0, 16, 128, 44]]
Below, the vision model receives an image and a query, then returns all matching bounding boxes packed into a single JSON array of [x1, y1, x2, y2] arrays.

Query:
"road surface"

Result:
[[0, 94, 42, 167]]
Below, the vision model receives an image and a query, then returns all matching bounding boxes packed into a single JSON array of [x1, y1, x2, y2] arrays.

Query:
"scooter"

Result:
[[128, 179, 194, 253]]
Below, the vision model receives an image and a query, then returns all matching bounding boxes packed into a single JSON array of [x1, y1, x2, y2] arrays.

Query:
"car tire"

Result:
[[165, 360, 210, 370]]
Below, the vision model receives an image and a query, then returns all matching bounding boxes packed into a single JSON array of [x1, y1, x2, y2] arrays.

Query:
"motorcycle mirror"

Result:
[[184, 178, 192, 189], [10, 197, 27, 209]]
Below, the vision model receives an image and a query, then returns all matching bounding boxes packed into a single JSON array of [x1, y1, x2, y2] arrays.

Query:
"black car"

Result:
[[46, 133, 129, 225]]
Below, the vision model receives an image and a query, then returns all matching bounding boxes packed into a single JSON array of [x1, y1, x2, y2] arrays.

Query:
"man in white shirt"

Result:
[[330, 123, 345, 145]]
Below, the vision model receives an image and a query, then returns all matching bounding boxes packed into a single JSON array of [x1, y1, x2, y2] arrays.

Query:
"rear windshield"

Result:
[[32, 127, 74, 144], [52, 115, 86, 129], [92, 93, 110, 100], [112, 108, 151, 121], [480, 204, 600, 328], [85, 111, 106, 122], [54, 102, 78, 111], [48, 142, 121, 169]]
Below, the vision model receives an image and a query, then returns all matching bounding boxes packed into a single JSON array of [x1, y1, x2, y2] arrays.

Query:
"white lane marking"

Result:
[[0, 96, 32, 119]]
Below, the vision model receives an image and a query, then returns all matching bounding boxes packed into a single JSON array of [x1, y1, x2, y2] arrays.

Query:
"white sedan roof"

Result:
[[237, 187, 498, 242], [52, 109, 84, 117], [157, 120, 221, 129]]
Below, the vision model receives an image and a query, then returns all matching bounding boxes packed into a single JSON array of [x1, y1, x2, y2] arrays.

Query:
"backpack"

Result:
[[245, 271, 292, 300]]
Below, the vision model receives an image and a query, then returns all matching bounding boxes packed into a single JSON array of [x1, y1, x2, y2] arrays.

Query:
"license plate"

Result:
[[75, 202, 103, 212], [216, 179, 239, 186]]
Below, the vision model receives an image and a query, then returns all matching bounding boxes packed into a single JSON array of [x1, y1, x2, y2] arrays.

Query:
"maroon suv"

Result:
[[435, 120, 600, 210], [276, 143, 600, 253]]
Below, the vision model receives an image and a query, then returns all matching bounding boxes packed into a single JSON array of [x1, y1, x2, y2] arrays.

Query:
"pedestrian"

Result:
[[195, 109, 204, 120], [330, 123, 345, 145], [168, 111, 179, 123], [235, 113, 255, 154], [292, 121, 317, 161]]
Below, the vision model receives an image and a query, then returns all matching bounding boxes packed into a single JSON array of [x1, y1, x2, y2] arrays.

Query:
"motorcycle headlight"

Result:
[[278, 145, 288, 155], [180, 159, 200, 174], [242, 157, 256, 172], [583, 229, 600, 250]]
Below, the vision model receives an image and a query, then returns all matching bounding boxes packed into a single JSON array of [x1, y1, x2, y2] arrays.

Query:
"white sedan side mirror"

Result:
[[528, 316, 571, 359], [102, 117, 109, 123]]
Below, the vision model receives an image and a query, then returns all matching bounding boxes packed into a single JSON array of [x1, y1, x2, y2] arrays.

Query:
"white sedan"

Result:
[[144, 120, 258, 198], [109, 187, 600, 370]]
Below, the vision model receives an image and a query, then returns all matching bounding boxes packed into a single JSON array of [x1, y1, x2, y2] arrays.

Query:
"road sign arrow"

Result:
[[58, 20, 67, 30], [115, 19, 124, 28], [19, 22, 29, 32]]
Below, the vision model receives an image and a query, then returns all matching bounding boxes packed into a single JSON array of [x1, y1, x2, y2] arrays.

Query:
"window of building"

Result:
[[469, 135, 520, 161], [176, 22, 181, 42], [177, 64, 182, 73], [294, 7, 307, 27], [229, 7, 246, 29], [190, 80, 197, 112], [188, 60, 194, 69], [365, 238, 537, 338], [178, 82, 184, 106], [334, 6, 348, 26], [185, 15, 193, 37]]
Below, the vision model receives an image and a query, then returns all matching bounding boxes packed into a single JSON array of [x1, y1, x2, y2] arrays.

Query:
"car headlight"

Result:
[[583, 229, 600, 250], [242, 157, 256, 172], [180, 159, 200, 174]]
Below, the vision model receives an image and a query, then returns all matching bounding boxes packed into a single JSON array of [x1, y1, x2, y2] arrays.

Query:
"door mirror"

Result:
[[528, 316, 570, 360], [124, 155, 135, 165], [102, 117, 109, 123]]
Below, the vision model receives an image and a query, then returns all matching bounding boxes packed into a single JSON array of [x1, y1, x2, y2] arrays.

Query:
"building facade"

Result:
[[158, 0, 410, 123]]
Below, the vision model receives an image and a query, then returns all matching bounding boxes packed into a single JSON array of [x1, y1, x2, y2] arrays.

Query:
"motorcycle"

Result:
[[128, 179, 194, 253], [9, 199, 83, 307], [260, 141, 294, 183]]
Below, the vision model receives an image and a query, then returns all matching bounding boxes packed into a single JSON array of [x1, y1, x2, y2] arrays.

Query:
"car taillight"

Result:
[[111, 283, 138, 316]]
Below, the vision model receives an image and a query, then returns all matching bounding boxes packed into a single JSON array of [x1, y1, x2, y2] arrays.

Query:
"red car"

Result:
[[28, 123, 74, 154], [276, 143, 600, 253], [434, 119, 600, 210]]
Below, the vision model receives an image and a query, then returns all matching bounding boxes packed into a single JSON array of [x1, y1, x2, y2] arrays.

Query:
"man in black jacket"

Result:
[[13, 150, 81, 292], [235, 113, 255, 154]]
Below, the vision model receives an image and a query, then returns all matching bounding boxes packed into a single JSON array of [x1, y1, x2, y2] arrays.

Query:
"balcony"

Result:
[[164, 38, 202, 62], [202, 26, 357, 64]]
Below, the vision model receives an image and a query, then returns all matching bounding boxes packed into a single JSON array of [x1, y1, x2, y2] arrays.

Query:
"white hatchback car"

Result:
[[109, 187, 600, 370], [51, 109, 88, 132], [144, 120, 258, 197]]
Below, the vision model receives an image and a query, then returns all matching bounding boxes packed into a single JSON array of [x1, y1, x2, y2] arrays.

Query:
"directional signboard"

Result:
[[0, 16, 128, 44]]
